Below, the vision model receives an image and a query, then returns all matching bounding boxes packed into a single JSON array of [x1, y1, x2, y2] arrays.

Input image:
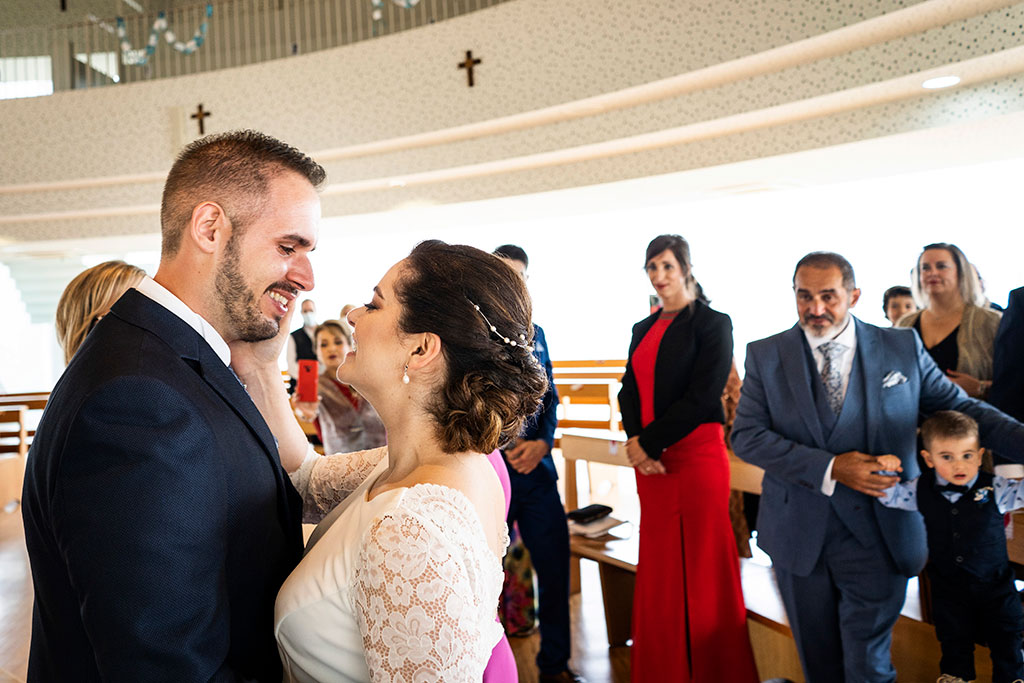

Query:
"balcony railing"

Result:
[[0, 0, 509, 99]]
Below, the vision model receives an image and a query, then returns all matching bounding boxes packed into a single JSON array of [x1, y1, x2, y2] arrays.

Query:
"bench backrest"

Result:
[[552, 360, 626, 433], [0, 406, 29, 506], [0, 393, 49, 446]]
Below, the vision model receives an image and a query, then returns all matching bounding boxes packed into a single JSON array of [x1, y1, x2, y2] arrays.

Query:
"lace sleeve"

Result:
[[352, 490, 502, 683], [289, 446, 388, 522]]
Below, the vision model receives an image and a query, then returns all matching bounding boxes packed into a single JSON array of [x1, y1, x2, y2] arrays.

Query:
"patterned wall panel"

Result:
[[2, 0, 1024, 243]]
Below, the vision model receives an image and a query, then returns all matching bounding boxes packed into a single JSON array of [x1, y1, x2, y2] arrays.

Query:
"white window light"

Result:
[[922, 75, 961, 90]]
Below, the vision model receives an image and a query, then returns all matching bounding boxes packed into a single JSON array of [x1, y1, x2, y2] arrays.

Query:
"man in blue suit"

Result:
[[22, 131, 324, 682], [991, 286, 1024, 422], [732, 252, 1024, 683], [493, 245, 583, 683]]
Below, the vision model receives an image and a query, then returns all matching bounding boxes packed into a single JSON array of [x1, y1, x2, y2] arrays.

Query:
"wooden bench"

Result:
[[0, 393, 49, 509], [552, 360, 626, 437], [0, 407, 30, 507]]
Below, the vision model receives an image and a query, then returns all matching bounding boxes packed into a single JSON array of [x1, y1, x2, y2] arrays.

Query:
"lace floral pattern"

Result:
[[289, 446, 388, 523], [353, 484, 508, 682]]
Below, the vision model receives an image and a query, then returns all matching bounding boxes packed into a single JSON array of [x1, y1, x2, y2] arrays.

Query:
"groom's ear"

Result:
[[407, 333, 442, 372]]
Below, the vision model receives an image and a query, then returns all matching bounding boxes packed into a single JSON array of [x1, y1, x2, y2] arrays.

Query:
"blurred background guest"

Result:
[[991, 286, 1024, 421], [293, 319, 386, 453], [493, 244, 581, 683], [882, 284, 917, 325], [55, 260, 146, 364], [897, 243, 1000, 400], [286, 298, 318, 392], [618, 234, 758, 683]]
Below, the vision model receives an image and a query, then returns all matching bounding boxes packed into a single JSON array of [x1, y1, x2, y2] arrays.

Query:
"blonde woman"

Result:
[[55, 261, 146, 363], [896, 243, 1001, 399]]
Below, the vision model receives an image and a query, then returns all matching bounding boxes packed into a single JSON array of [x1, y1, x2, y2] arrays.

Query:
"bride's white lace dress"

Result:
[[275, 447, 508, 682]]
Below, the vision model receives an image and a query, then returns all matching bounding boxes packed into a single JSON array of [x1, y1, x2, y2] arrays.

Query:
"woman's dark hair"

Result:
[[395, 240, 548, 454], [644, 234, 700, 300], [882, 285, 913, 312]]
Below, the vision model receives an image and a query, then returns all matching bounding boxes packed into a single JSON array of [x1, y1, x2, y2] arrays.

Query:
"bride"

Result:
[[232, 241, 547, 682]]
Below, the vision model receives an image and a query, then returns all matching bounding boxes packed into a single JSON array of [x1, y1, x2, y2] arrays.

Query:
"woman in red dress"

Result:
[[618, 234, 759, 682]]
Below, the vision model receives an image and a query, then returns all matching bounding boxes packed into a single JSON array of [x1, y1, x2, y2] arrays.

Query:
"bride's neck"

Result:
[[375, 405, 453, 478]]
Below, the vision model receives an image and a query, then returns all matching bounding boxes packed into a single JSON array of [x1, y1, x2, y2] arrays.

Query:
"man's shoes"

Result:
[[539, 671, 587, 683], [935, 675, 969, 683]]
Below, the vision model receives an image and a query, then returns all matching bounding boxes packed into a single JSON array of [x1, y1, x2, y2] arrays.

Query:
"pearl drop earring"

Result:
[[402, 365, 410, 384]]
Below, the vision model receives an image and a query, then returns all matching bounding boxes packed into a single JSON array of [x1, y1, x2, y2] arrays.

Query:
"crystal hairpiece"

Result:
[[469, 299, 532, 351]]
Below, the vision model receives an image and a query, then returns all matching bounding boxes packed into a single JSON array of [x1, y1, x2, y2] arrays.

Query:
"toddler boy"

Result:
[[876, 410, 1024, 683]]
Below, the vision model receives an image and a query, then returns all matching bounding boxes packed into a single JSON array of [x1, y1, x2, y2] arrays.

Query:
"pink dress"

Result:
[[484, 449, 518, 682]]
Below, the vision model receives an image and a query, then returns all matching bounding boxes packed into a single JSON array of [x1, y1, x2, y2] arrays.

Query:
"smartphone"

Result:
[[296, 359, 319, 403]]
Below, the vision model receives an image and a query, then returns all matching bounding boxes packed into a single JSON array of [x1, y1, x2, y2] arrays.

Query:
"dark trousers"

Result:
[[774, 509, 907, 683], [505, 461, 572, 675], [929, 565, 1024, 683]]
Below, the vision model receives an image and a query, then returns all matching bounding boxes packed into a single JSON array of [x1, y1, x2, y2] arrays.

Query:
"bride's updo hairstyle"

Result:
[[395, 240, 548, 454]]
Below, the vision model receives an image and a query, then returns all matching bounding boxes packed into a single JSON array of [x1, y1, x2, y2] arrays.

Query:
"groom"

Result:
[[22, 131, 324, 682], [732, 251, 1024, 682]]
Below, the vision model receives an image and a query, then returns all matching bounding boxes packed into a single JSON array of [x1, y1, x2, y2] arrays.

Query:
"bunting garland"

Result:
[[117, 4, 213, 66]]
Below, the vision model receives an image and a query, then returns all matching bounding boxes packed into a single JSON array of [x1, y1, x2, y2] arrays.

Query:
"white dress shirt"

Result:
[[802, 316, 857, 496], [135, 277, 231, 367]]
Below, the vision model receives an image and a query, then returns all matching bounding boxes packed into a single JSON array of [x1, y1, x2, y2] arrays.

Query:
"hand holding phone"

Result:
[[296, 359, 319, 403]]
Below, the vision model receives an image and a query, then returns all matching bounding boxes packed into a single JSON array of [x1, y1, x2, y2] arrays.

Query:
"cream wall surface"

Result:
[[2, 0, 1024, 243]]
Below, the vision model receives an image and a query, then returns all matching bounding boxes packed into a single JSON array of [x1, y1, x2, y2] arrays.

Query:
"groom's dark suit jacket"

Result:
[[22, 289, 303, 682]]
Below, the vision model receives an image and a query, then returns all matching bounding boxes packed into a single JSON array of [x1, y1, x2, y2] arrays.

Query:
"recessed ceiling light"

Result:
[[922, 75, 961, 90]]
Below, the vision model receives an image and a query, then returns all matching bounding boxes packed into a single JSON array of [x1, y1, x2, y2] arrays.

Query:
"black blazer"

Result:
[[991, 286, 1024, 422], [618, 300, 733, 459], [21, 289, 304, 682]]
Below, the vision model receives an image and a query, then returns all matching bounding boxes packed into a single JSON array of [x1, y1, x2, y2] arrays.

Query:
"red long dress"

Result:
[[629, 316, 759, 682]]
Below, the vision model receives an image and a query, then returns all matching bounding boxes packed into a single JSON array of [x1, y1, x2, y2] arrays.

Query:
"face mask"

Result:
[[302, 312, 317, 328]]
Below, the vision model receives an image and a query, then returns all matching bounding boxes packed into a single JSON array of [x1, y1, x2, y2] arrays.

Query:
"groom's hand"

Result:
[[832, 451, 899, 497]]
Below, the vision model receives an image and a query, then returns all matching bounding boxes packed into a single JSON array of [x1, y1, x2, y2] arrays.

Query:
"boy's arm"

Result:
[[877, 477, 919, 511]]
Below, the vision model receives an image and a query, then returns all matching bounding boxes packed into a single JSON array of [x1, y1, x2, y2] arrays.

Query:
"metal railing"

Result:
[[0, 0, 509, 99]]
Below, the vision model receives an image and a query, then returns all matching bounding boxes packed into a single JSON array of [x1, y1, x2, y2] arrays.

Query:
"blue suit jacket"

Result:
[[505, 323, 559, 482], [732, 317, 1024, 578], [991, 286, 1024, 422], [21, 290, 303, 682]]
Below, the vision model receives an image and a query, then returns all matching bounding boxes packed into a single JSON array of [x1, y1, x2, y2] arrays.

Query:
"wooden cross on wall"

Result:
[[458, 50, 481, 87], [191, 104, 212, 135]]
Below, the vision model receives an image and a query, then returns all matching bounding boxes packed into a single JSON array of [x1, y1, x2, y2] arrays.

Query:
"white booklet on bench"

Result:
[[568, 516, 626, 538]]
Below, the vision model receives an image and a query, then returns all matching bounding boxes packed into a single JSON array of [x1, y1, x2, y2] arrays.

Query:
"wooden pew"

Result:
[[552, 360, 626, 436], [0, 393, 49, 509], [0, 407, 29, 507]]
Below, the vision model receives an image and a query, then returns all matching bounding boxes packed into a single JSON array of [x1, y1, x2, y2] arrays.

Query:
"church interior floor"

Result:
[[508, 559, 631, 683], [0, 508, 30, 683], [0, 507, 627, 683]]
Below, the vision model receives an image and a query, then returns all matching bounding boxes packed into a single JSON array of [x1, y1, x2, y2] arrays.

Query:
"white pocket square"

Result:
[[882, 371, 908, 388]]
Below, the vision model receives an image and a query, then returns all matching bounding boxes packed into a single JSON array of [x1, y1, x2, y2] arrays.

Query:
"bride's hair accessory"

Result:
[[469, 299, 531, 351]]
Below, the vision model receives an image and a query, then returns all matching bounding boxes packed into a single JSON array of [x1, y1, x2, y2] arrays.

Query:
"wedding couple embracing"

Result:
[[23, 130, 541, 682]]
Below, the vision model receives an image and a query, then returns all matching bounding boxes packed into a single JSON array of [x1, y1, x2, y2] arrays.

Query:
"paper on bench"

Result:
[[568, 516, 626, 538]]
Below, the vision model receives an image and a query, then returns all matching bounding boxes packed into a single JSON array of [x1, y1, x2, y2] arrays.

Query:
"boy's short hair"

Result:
[[882, 285, 913, 311], [920, 410, 979, 451]]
